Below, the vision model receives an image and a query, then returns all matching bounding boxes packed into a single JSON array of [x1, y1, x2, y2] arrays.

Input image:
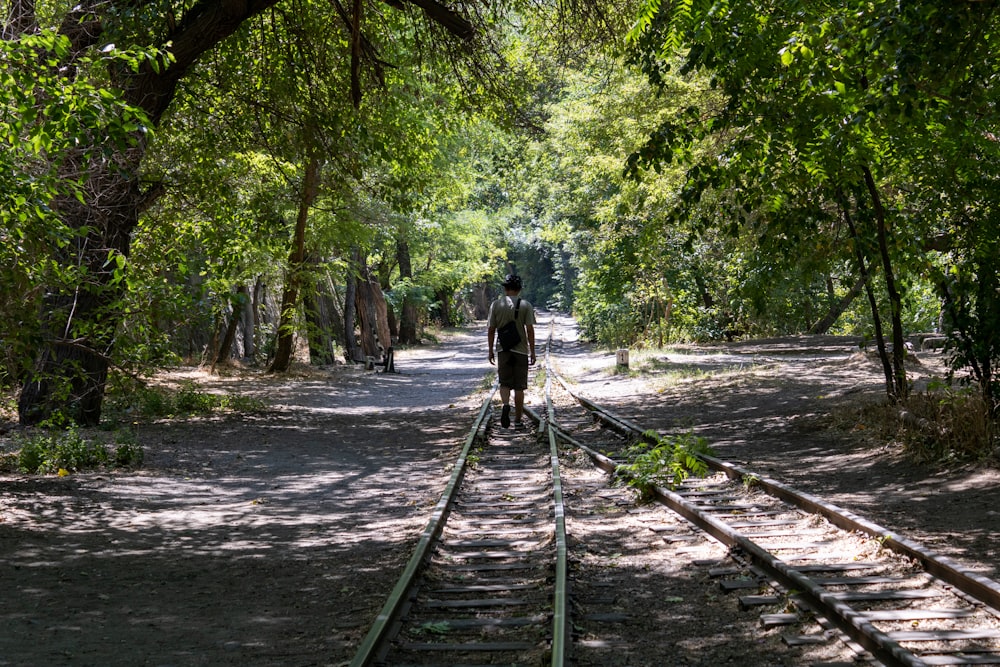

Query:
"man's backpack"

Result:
[[497, 298, 521, 352]]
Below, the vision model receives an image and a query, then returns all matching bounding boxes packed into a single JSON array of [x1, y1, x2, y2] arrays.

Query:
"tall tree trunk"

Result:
[[373, 253, 398, 339], [242, 278, 260, 362], [975, 257, 998, 415], [371, 277, 391, 353], [434, 288, 453, 327], [213, 285, 248, 369], [350, 0, 363, 107], [344, 246, 364, 363], [396, 238, 419, 344], [808, 275, 866, 335], [694, 273, 714, 309], [269, 154, 321, 372], [863, 166, 908, 400], [18, 153, 139, 426], [472, 283, 491, 320], [356, 263, 390, 358], [356, 281, 379, 357], [303, 260, 340, 365], [839, 190, 896, 399]]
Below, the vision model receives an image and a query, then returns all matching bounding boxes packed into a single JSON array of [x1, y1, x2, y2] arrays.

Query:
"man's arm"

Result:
[[526, 325, 536, 365], [487, 325, 496, 365]]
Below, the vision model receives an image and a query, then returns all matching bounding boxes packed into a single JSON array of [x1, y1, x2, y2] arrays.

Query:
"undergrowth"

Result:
[[104, 379, 266, 423], [1, 379, 265, 475], [615, 430, 713, 501], [2, 424, 143, 475], [851, 384, 996, 464]]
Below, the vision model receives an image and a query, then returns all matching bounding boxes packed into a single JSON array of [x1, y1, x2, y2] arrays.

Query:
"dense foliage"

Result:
[[3, 0, 1000, 441], [619, 0, 1000, 411]]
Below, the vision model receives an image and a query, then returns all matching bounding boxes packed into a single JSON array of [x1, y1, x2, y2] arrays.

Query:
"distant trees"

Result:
[[12, 0, 1000, 432], [3, 0, 628, 427], [625, 0, 1000, 410], [2, 0, 504, 426]]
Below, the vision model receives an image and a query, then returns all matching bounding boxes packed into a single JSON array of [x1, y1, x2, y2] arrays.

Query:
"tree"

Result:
[[626, 0, 1000, 403], [8, 0, 478, 425], [509, 52, 732, 345], [2, 31, 161, 423], [269, 152, 321, 371], [395, 239, 420, 344]]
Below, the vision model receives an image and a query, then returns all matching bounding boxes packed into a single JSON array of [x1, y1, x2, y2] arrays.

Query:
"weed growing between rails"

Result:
[[614, 430, 713, 502]]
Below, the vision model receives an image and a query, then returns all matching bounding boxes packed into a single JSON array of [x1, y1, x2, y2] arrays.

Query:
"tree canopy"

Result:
[[4, 0, 1000, 437]]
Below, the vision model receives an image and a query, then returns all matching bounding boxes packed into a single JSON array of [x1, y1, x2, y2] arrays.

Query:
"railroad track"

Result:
[[351, 318, 1000, 666], [349, 382, 568, 667], [543, 354, 1000, 667]]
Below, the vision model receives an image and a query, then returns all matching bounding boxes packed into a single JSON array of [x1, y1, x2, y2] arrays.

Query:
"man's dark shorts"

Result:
[[497, 351, 529, 390]]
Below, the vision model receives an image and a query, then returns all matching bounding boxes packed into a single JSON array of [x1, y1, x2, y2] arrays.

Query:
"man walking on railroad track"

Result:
[[487, 274, 537, 429]]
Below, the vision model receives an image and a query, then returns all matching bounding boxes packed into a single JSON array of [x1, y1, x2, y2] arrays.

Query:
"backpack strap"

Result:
[[514, 298, 521, 324]]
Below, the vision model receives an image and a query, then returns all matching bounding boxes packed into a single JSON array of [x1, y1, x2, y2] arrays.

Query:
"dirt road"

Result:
[[2, 315, 998, 666]]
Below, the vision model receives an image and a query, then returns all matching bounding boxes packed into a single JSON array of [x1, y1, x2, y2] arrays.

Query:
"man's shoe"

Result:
[[500, 404, 511, 428], [514, 421, 525, 431]]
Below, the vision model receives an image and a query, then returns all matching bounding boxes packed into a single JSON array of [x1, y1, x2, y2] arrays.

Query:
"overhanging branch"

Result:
[[394, 0, 475, 39]]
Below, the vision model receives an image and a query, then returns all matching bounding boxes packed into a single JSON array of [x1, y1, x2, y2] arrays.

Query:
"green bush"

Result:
[[105, 379, 265, 420], [136, 386, 174, 416], [8, 424, 145, 475], [175, 381, 217, 412], [577, 300, 643, 348], [112, 428, 145, 467], [113, 441, 145, 468], [16, 439, 45, 473], [16, 426, 103, 473]]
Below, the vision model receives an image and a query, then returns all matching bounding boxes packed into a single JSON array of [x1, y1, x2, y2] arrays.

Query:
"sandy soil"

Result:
[[0, 315, 997, 666]]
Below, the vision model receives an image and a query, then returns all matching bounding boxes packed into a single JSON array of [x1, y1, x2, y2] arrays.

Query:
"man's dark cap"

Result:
[[502, 274, 522, 289]]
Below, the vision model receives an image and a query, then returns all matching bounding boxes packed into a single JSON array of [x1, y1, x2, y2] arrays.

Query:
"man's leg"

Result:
[[513, 388, 525, 423], [499, 385, 511, 428]]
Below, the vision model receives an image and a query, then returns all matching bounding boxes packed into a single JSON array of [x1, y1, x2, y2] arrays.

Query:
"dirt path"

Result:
[[0, 329, 493, 666], [2, 316, 999, 666]]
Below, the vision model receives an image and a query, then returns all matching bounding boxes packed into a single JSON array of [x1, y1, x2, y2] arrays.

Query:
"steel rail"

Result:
[[640, 475, 927, 667], [541, 344, 569, 667], [550, 365, 1000, 616], [541, 412, 927, 666], [702, 454, 1000, 615], [543, 366, 1000, 667], [348, 381, 497, 667]]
